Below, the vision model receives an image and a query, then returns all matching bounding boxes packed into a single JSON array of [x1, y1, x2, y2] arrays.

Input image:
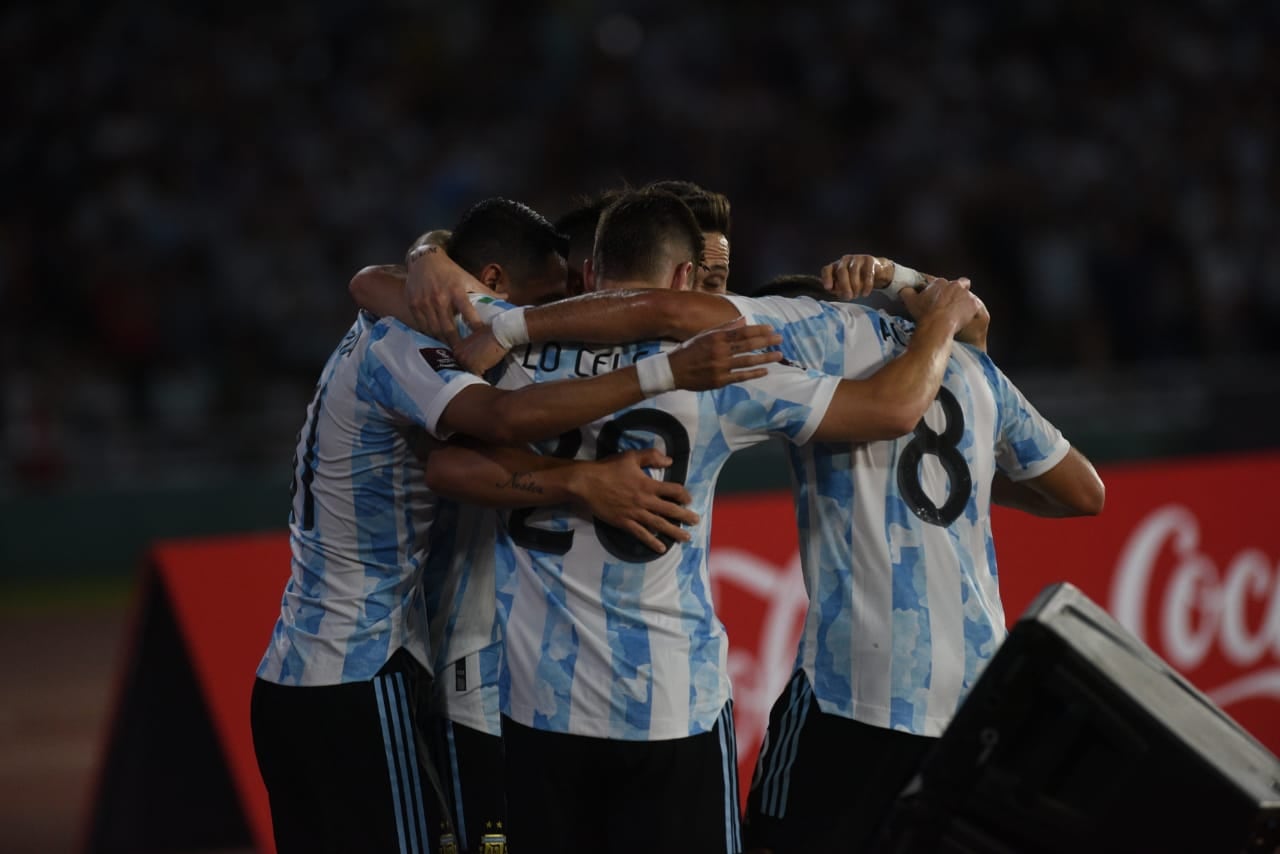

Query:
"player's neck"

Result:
[[603, 279, 667, 292]]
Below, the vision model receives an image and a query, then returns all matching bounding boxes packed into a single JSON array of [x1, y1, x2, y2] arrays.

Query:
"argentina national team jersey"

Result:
[[257, 311, 486, 687], [471, 297, 842, 741], [726, 294, 1070, 736], [422, 497, 505, 735]]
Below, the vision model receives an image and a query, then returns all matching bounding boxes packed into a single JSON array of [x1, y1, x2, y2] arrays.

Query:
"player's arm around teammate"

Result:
[[425, 440, 699, 555], [394, 246, 785, 447], [459, 273, 983, 445]]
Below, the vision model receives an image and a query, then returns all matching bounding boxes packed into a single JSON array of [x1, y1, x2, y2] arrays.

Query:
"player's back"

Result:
[[489, 331, 838, 741], [728, 294, 1069, 735], [259, 312, 482, 686]]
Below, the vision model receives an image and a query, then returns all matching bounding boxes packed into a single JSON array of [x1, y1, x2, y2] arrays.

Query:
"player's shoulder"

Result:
[[742, 293, 895, 328], [730, 293, 827, 322], [951, 343, 1028, 414], [362, 313, 465, 379], [367, 312, 440, 348]]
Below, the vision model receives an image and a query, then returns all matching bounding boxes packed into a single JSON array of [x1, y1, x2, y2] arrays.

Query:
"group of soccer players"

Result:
[[251, 181, 1105, 854]]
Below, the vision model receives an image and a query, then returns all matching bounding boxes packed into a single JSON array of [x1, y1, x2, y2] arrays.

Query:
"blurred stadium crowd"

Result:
[[3, 0, 1277, 494]]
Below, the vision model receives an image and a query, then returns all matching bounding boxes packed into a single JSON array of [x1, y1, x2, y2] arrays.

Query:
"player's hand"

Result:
[[453, 325, 509, 375], [667, 316, 783, 391], [820, 254, 892, 300], [406, 244, 487, 349], [569, 448, 698, 553], [955, 292, 990, 352], [900, 276, 980, 333]]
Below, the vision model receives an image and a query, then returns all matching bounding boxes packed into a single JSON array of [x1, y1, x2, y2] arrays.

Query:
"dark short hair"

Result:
[[752, 273, 837, 301], [593, 189, 705, 285], [554, 189, 625, 264], [644, 179, 731, 237], [446, 198, 568, 282]]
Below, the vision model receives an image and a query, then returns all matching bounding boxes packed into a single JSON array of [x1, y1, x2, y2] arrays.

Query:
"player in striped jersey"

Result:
[[521, 266, 1103, 852], [251, 236, 781, 854], [679, 268, 1096, 850], [727, 275, 1103, 853], [646, 180, 734, 294], [350, 197, 701, 854], [420, 190, 982, 853]]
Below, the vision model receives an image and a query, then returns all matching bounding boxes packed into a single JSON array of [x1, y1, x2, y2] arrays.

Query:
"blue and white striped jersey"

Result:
[[726, 294, 1069, 736], [417, 296, 518, 736], [257, 312, 486, 687], [424, 497, 504, 736], [480, 307, 842, 741]]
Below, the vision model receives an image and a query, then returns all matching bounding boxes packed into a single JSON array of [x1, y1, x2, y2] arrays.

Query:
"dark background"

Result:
[[4, 0, 1278, 505], [1, 2, 1277, 849]]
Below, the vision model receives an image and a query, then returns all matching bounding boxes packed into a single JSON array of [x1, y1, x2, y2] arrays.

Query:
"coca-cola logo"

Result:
[[708, 547, 808, 769], [1110, 504, 1280, 708]]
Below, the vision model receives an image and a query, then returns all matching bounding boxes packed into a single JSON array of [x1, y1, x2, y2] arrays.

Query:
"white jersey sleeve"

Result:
[[725, 293, 899, 379], [982, 355, 1071, 480], [714, 359, 840, 450], [362, 318, 488, 440]]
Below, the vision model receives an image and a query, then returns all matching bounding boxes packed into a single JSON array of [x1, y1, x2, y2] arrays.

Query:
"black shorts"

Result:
[[743, 670, 936, 854], [502, 703, 741, 854], [250, 649, 451, 854], [432, 716, 507, 854]]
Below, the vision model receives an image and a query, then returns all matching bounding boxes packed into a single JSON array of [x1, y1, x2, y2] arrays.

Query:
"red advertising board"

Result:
[[94, 451, 1280, 850], [710, 451, 1280, 794]]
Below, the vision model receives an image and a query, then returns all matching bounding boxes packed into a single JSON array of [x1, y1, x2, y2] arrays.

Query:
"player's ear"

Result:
[[583, 257, 599, 293], [480, 263, 510, 299], [478, 263, 501, 290], [671, 261, 694, 291]]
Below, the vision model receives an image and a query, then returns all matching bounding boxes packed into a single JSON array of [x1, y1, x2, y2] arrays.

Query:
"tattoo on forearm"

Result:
[[498, 472, 544, 495]]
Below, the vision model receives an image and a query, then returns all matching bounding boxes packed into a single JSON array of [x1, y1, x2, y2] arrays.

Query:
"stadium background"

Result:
[[2, 1, 1278, 851]]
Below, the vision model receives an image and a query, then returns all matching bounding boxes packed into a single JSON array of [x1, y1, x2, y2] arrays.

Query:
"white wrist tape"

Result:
[[636, 352, 676, 396], [884, 262, 927, 299], [490, 306, 530, 349]]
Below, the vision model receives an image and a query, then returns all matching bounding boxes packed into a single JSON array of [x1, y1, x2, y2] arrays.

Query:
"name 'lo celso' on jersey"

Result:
[[725, 294, 1070, 736], [470, 296, 843, 741], [257, 311, 487, 687]]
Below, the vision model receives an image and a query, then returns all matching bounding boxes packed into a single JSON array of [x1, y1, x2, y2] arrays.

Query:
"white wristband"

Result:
[[884, 262, 927, 299], [490, 306, 530, 349], [635, 352, 676, 397]]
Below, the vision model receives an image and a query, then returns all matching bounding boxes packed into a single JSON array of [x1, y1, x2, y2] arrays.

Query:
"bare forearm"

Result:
[[425, 444, 580, 508], [524, 290, 737, 344], [879, 313, 960, 420], [476, 368, 647, 444], [350, 265, 415, 325], [994, 448, 1105, 517], [992, 474, 1081, 517], [812, 313, 960, 442]]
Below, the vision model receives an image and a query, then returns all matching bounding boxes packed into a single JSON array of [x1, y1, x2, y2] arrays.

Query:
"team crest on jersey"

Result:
[[420, 347, 461, 372], [479, 820, 507, 853], [436, 833, 458, 854]]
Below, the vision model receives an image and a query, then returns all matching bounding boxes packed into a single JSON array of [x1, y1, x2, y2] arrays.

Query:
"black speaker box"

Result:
[[876, 582, 1280, 854]]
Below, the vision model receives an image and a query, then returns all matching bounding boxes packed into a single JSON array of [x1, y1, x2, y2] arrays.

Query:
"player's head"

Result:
[[446, 198, 570, 307], [587, 189, 704, 292], [753, 273, 836, 301], [754, 272, 911, 318], [645, 179, 731, 294], [554, 189, 623, 298]]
